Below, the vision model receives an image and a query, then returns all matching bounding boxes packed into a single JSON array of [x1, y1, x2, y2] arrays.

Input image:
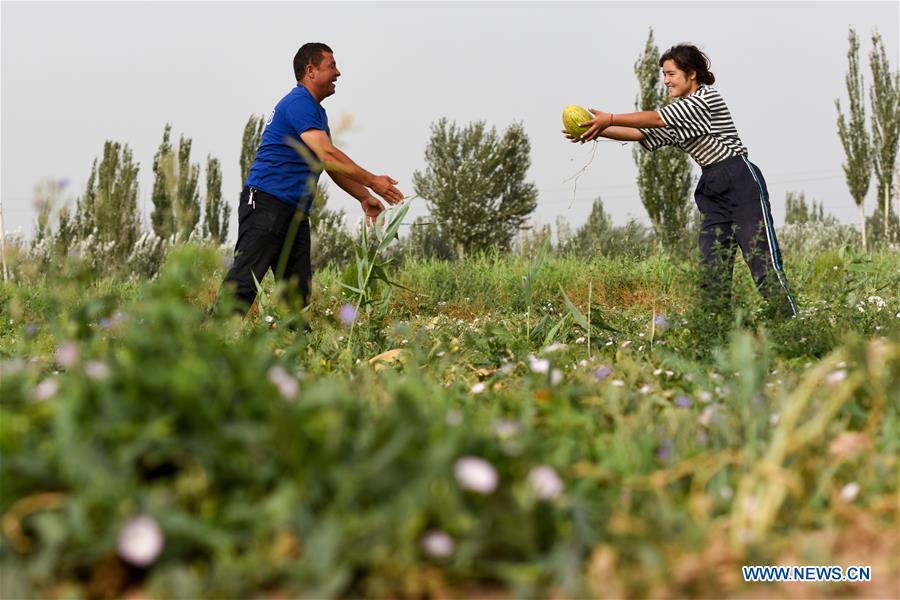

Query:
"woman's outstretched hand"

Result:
[[578, 109, 613, 142]]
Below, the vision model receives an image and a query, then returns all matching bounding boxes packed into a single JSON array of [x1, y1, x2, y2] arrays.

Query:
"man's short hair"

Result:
[[293, 43, 334, 81]]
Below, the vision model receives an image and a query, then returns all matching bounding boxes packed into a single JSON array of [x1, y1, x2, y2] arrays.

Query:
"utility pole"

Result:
[[0, 198, 9, 282]]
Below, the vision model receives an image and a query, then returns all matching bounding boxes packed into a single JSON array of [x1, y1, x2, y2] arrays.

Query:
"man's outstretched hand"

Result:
[[370, 175, 404, 205], [361, 196, 386, 225]]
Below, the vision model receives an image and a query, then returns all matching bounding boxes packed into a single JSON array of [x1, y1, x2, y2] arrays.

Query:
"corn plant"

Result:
[[340, 199, 414, 350]]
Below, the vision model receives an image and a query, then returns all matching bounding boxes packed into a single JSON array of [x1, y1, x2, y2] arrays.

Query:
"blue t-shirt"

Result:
[[245, 85, 330, 210]]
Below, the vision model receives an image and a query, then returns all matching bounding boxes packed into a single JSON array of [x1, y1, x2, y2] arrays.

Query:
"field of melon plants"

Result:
[[1, 206, 898, 598]]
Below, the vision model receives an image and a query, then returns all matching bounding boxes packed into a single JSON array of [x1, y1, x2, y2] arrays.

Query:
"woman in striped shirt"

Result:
[[565, 44, 797, 319]]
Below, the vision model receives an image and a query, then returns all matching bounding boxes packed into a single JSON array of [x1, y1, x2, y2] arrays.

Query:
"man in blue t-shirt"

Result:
[[219, 42, 403, 320]]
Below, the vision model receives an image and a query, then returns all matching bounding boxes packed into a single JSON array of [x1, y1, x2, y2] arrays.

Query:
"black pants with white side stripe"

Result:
[[694, 155, 798, 319], [219, 187, 312, 315]]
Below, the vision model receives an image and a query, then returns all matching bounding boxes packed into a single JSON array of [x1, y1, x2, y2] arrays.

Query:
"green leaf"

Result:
[[590, 304, 620, 333], [374, 209, 385, 241], [847, 262, 877, 273], [543, 313, 570, 347], [338, 282, 363, 295], [376, 201, 412, 255], [252, 271, 267, 309], [560, 285, 589, 332]]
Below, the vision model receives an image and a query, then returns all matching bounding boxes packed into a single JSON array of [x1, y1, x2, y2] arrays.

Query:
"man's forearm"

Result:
[[320, 146, 376, 188], [329, 170, 371, 202]]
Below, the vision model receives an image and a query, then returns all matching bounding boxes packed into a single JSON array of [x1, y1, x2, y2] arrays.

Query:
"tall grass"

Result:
[[0, 241, 898, 598]]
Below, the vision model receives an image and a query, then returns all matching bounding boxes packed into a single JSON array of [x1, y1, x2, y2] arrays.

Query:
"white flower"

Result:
[[611, 379, 625, 387], [264, 315, 275, 324], [267, 366, 299, 400], [492, 419, 520, 438], [769, 413, 780, 425], [639, 384, 652, 394], [117, 515, 164, 567], [826, 370, 847, 385], [575, 337, 585, 345], [698, 391, 713, 403], [543, 342, 567, 353], [550, 369, 563, 386], [436, 351, 446, 358], [840, 482, 860, 503], [83, 361, 111, 381], [528, 465, 564, 500], [454, 456, 498, 494], [621, 340, 632, 348], [528, 355, 550, 375], [421, 530, 454, 558], [698, 405, 716, 427], [34, 379, 59, 402], [55, 342, 79, 369], [867, 295, 886, 309], [653, 368, 663, 376], [470, 382, 486, 394]]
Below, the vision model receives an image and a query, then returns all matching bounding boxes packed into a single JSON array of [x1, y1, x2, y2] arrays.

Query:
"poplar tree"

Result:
[[151, 123, 175, 239], [836, 28, 872, 251], [867, 30, 900, 244], [413, 118, 538, 256], [73, 140, 141, 265], [566, 197, 613, 256], [632, 28, 694, 254], [784, 191, 827, 225], [241, 114, 266, 183], [174, 135, 201, 242], [150, 123, 201, 242], [202, 155, 229, 244]]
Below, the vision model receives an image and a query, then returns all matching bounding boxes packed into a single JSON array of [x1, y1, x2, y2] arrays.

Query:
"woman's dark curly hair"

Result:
[[659, 44, 715, 85]]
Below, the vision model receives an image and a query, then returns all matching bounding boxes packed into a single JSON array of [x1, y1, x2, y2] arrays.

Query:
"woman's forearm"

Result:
[[579, 109, 665, 142], [610, 110, 666, 129], [600, 126, 645, 142]]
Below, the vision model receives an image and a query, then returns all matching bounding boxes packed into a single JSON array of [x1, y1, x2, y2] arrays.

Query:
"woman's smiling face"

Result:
[[662, 59, 699, 98]]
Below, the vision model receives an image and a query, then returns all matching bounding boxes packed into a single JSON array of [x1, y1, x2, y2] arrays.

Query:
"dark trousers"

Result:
[[219, 187, 312, 315], [695, 155, 798, 319]]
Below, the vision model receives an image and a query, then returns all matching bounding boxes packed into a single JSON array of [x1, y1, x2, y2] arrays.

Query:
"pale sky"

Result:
[[2, 1, 898, 242]]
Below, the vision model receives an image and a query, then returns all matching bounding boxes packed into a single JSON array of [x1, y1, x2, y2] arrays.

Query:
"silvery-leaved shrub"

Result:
[[127, 231, 168, 279], [779, 221, 861, 255]]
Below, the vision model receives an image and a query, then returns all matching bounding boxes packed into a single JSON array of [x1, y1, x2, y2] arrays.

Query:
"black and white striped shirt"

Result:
[[638, 85, 747, 167]]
